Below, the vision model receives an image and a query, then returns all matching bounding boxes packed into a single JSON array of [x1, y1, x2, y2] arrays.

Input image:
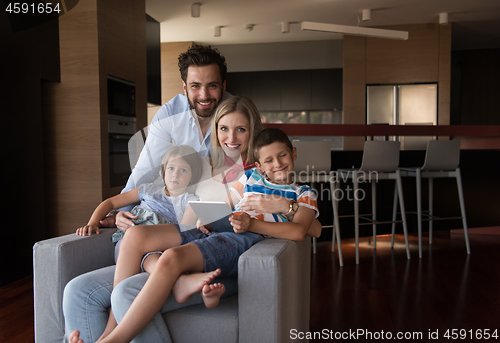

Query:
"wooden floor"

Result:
[[1, 227, 499, 343], [310, 228, 500, 342], [0, 274, 34, 343]]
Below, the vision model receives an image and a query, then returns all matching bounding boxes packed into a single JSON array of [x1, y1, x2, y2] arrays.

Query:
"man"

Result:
[[101, 44, 231, 226], [124, 44, 230, 193]]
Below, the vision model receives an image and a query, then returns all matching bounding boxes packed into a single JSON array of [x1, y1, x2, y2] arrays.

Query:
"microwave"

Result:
[[107, 75, 136, 117]]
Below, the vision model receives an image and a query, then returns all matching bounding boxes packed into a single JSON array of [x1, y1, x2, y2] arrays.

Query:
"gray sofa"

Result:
[[33, 229, 311, 343]]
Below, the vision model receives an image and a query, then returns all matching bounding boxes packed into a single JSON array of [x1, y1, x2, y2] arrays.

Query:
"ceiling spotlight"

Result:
[[191, 3, 201, 18], [282, 22, 290, 33], [245, 24, 254, 32], [214, 26, 222, 37], [362, 9, 371, 22], [439, 12, 448, 25]]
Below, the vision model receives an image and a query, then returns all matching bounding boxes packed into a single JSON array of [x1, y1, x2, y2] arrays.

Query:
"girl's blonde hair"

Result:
[[160, 145, 203, 187], [210, 95, 263, 169]]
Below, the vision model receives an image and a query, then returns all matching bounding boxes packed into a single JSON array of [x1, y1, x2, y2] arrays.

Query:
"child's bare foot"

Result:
[[69, 330, 84, 343], [202, 282, 226, 309], [172, 269, 221, 304]]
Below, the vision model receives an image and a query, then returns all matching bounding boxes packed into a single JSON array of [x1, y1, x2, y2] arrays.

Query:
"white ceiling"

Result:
[[145, 0, 500, 50]]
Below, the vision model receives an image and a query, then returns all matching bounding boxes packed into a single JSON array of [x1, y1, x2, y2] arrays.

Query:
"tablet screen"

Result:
[[188, 201, 234, 233]]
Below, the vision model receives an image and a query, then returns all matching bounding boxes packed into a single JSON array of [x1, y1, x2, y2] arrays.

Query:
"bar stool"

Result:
[[293, 140, 343, 266], [391, 140, 470, 258], [337, 140, 410, 264]]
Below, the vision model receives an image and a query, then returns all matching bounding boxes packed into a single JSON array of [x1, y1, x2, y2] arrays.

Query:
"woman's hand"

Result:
[[229, 213, 252, 233], [238, 195, 290, 214], [197, 219, 211, 235], [76, 224, 100, 236], [114, 211, 138, 231]]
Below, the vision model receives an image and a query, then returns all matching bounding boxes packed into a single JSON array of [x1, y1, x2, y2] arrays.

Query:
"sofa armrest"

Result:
[[238, 238, 311, 343], [33, 229, 116, 343]]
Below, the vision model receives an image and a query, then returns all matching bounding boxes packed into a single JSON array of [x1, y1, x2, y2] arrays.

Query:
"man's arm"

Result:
[[122, 112, 174, 193]]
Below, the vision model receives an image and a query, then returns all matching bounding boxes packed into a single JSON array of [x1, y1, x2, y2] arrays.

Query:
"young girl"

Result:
[[76, 144, 203, 270]]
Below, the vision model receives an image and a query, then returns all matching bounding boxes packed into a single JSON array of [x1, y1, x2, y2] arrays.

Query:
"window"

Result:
[[260, 110, 342, 124], [261, 110, 343, 150]]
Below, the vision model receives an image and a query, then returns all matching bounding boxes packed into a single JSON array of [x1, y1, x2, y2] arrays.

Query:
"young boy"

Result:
[[69, 128, 320, 343], [226, 127, 321, 241]]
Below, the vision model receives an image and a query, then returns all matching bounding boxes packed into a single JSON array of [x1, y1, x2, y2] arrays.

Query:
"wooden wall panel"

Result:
[[343, 23, 451, 150], [161, 42, 193, 104], [45, 0, 147, 236], [366, 24, 440, 84], [438, 24, 451, 126], [99, 0, 147, 199], [133, 0, 148, 132], [104, 0, 136, 81], [342, 36, 366, 150], [44, 0, 102, 236]]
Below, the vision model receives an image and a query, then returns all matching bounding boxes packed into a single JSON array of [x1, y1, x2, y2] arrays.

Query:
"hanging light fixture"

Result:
[[362, 9, 371, 22], [191, 3, 201, 18], [439, 13, 449, 25], [282, 22, 290, 33], [214, 26, 222, 37]]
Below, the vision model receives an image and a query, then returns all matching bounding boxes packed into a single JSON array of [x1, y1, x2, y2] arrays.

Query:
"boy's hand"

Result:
[[76, 224, 100, 236], [229, 212, 252, 233], [98, 215, 116, 228], [197, 219, 211, 235]]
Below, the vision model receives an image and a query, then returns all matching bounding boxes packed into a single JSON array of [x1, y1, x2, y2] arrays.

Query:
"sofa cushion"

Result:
[[164, 295, 238, 343]]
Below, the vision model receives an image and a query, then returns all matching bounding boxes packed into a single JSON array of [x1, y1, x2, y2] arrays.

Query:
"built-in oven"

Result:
[[108, 76, 136, 188]]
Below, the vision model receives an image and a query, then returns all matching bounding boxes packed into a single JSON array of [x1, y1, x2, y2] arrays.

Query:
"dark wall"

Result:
[[146, 14, 161, 105], [451, 49, 500, 125], [0, 3, 60, 286]]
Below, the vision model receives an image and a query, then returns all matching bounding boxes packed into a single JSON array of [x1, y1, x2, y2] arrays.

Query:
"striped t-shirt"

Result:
[[230, 168, 319, 222]]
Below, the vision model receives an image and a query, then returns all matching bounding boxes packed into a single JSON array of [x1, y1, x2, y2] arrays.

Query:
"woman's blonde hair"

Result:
[[210, 95, 263, 169], [160, 145, 203, 187]]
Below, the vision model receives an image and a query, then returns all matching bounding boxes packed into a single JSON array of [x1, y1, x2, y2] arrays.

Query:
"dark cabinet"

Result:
[[251, 71, 282, 111], [312, 69, 343, 111], [226, 72, 253, 99], [226, 69, 342, 111], [281, 70, 311, 111]]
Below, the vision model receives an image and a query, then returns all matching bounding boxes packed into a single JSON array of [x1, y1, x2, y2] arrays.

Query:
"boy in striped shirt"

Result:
[[227, 128, 321, 241]]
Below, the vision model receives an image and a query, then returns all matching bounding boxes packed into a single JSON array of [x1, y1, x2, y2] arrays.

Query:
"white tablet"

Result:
[[188, 201, 234, 233]]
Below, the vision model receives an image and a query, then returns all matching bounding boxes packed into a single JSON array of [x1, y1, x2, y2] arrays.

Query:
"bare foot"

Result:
[[69, 330, 84, 343], [202, 282, 226, 309], [172, 269, 222, 304]]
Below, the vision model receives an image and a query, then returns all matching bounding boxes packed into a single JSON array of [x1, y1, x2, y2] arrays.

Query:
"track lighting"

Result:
[[301, 21, 408, 40]]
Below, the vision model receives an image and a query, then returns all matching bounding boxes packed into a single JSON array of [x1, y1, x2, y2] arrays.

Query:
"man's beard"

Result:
[[186, 89, 222, 118]]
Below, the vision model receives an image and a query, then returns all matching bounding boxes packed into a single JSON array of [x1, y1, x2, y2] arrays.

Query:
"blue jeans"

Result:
[[63, 266, 238, 343]]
